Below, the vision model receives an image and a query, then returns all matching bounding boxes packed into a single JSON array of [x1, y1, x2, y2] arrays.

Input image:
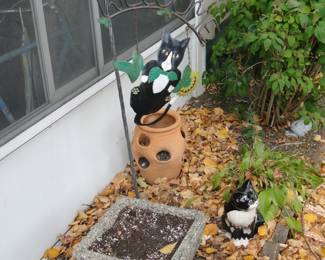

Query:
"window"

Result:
[[0, 0, 46, 133], [0, 0, 193, 145], [43, 0, 97, 89]]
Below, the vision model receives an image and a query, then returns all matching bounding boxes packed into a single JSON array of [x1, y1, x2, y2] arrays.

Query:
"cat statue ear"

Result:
[[241, 179, 253, 192], [221, 180, 264, 247], [162, 32, 172, 44]]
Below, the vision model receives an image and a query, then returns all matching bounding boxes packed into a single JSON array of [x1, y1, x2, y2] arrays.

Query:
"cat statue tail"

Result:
[[134, 104, 172, 126]]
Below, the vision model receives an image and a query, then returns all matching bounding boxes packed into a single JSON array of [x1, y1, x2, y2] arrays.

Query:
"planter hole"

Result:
[[138, 157, 150, 168], [139, 134, 150, 146], [181, 129, 186, 138], [157, 150, 171, 161]]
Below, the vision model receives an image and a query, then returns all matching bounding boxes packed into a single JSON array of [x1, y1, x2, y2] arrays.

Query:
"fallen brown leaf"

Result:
[[159, 242, 177, 254], [43, 248, 60, 259]]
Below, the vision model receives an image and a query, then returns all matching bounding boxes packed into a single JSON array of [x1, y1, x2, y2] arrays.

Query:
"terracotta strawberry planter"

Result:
[[132, 110, 186, 184]]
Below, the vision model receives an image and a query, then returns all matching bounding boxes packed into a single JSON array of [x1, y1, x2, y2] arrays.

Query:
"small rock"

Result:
[[290, 119, 312, 137], [285, 130, 298, 137], [272, 224, 289, 244], [261, 241, 280, 260]]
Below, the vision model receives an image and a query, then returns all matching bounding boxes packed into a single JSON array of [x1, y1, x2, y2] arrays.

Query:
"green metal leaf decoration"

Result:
[[168, 71, 178, 81], [148, 67, 162, 83], [148, 67, 178, 83], [173, 65, 199, 96], [173, 66, 192, 93], [113, 52, 144, 83], [157, 8, 172, 18], [98, 17, 111, 28]]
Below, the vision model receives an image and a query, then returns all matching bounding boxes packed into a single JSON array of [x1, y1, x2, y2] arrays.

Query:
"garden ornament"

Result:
[[221, 180, 264, 247], [97, 0, 205, 198], [114, 32, 199, 126], [130, 32, 189, 125], [131, 110, 186, 184]]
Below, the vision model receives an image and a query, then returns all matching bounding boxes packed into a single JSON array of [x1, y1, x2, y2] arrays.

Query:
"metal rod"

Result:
[[100, 2, 140, 199]]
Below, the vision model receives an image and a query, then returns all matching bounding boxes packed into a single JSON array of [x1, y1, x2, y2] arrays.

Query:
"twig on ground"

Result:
[[271, 141, 305, 150]]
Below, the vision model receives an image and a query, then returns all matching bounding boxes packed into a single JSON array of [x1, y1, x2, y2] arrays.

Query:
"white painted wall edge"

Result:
[[0, 20, 197, 161]]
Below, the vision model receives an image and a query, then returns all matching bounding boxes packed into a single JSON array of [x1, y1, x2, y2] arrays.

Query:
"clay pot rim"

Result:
[[139, 110, 180, 133]]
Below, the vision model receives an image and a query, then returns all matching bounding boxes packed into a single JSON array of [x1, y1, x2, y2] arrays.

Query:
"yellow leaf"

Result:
[[314, 135, 322, 142], [218, 128, 229, 140], [128, 191, 136, 198], [299, 248, 307, 258], [180, 189, 194, 199], [304, 213, 317, 223], [204, 223, 218, 236], [159, 242, 177, 254], [287, 189, 295, 204], [205, 247, 217, 254], [253, 125, 262, 131], [320, 247, 325, 257], [137, 177, 148, 188], [203, 157, 218, 168], [43, 248, 60, 259], [258, 225, 268, 237], [194, 128, 205, 136], [77, 211, 88, 220], [243, 255, 255, 260], [214, 107, 224, 116]]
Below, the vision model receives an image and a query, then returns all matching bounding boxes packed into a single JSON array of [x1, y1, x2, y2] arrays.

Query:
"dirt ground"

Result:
[[42, 93, 325, 260], [188, 93, 325, 168]]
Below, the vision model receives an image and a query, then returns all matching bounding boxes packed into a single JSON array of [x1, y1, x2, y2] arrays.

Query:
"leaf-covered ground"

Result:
[[42, 105, 325, 260]]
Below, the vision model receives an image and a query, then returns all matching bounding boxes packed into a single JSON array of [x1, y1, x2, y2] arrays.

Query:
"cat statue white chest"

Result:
[[227, 207, 257, 227], [152, 52, 173, 94]]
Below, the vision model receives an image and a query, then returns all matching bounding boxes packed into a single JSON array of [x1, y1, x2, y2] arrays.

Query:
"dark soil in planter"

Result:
[[89, 206, 194, 259]]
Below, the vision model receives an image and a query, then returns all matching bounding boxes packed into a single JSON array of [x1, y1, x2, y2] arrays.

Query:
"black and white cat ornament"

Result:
[[221, 180, 264, 247], [130, 32, 192, 125]]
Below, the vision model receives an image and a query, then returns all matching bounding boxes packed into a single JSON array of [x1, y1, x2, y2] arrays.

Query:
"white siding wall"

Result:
[[0, 25, 205, 260]]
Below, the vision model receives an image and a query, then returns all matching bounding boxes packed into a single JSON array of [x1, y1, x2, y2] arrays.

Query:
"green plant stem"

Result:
[[260, 85, 268, 115], [282, 93, 296, 117], [241, 61, 265, 75], [266, 92, 275, 125]]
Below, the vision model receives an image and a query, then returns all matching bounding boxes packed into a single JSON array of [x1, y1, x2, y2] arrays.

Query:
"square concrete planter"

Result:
[[74, 197, 206, 260]]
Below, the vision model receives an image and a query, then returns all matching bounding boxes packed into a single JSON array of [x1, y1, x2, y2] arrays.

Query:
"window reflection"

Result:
[[0, 0, 46, 131], [43, 0, 96, 89], [98, 0, 193, 63]]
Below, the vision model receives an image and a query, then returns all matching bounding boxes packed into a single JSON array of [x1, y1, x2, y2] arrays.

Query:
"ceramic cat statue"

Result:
[[130, 32, 189, 125], [221, 180, 264, 247]]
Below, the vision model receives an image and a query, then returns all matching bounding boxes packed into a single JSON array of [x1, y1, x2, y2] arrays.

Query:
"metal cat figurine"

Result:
[[130, 32, 189, 125], [221, 180, 264, 247]]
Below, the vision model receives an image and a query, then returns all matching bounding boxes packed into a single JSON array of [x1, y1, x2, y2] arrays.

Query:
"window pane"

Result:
[[0, 0, 46, 132], [102, 10, 170, 62], [99, 0, 193, 63], [43, 0, 96, 89]]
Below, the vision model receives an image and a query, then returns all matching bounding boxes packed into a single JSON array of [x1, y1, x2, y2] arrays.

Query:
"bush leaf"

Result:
[[315, 21, 325, 44]]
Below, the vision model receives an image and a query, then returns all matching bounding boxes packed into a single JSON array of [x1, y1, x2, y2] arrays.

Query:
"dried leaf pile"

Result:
[[42, 106, 324, 260], [300, 184, 325, 259]]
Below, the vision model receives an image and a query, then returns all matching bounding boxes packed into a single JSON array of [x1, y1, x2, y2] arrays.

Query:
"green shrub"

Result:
[[206, 0, 325, 127]]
